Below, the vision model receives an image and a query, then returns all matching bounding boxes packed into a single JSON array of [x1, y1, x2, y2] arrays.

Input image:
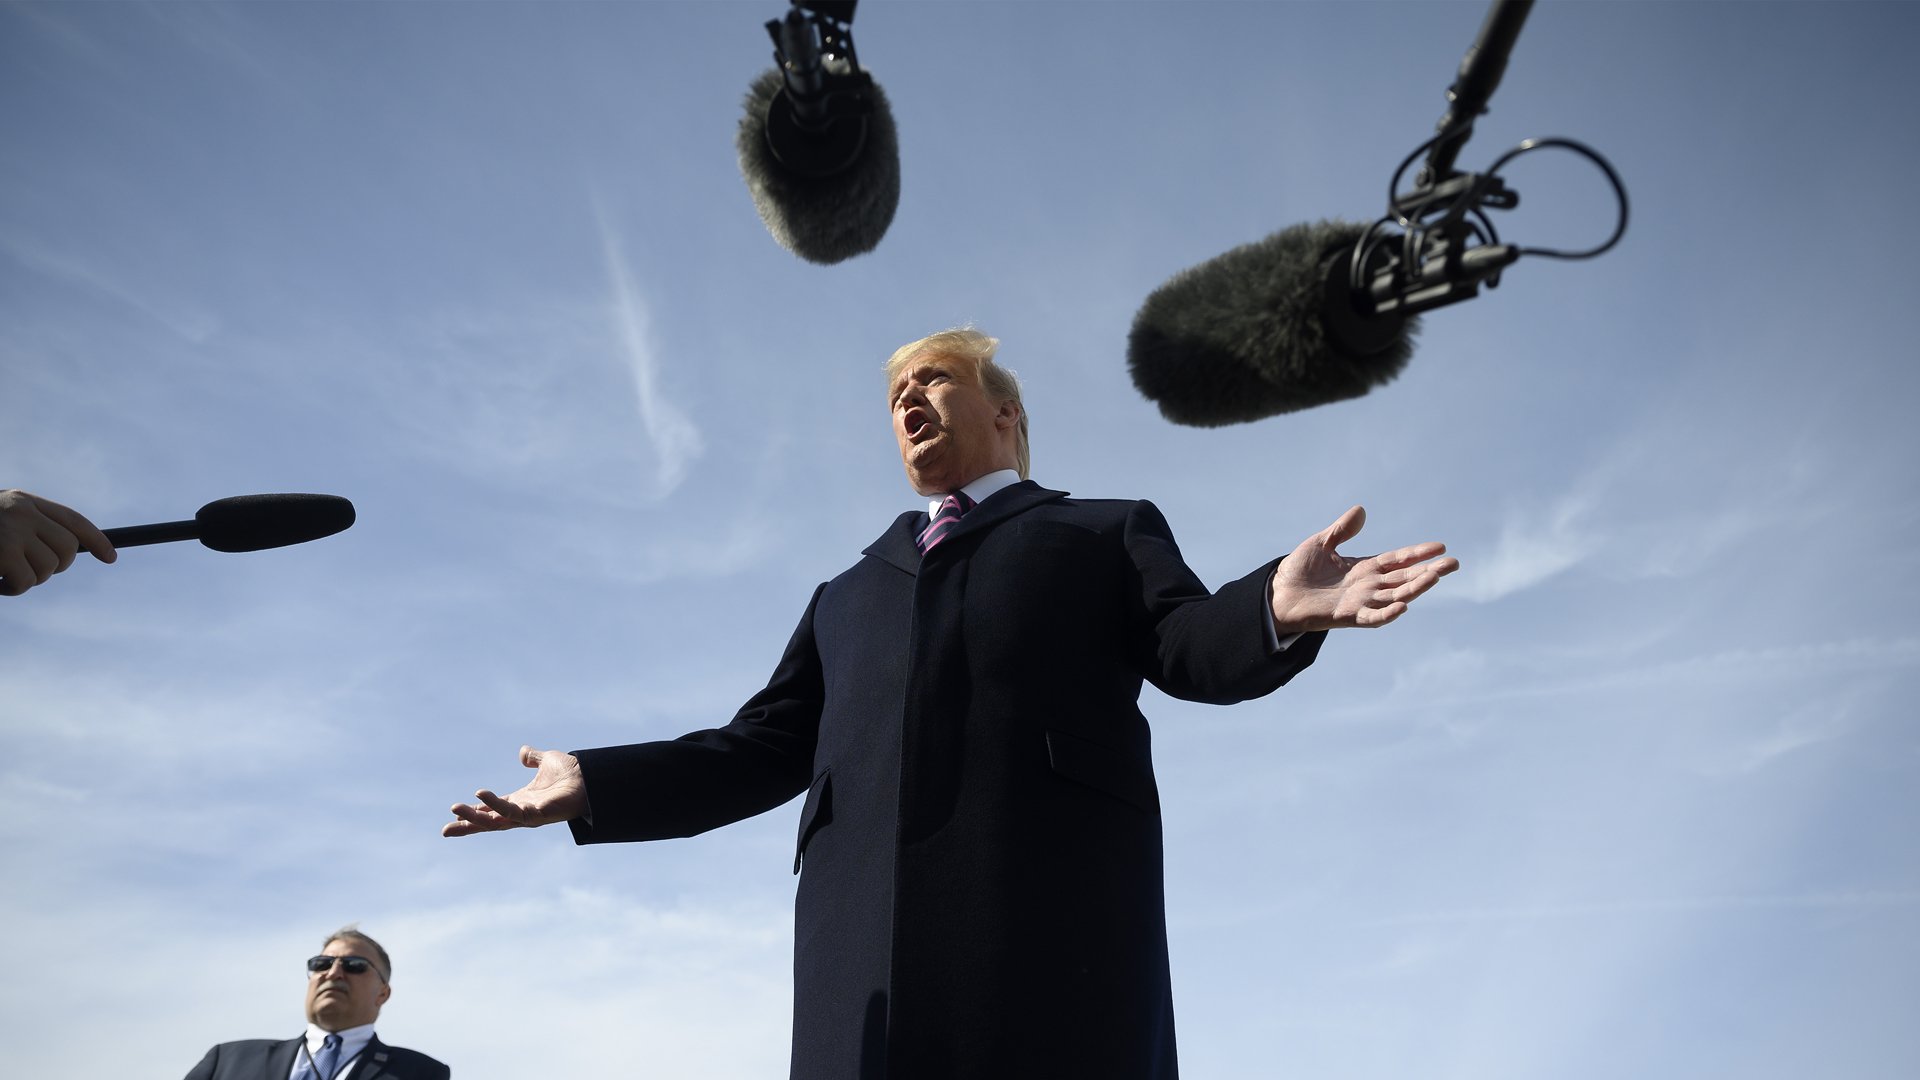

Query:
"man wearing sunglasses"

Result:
[[184, 927, 449, 1080]]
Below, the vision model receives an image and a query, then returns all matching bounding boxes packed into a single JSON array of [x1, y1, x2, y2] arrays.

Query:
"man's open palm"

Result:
[[1269, 505, 1458, 633]]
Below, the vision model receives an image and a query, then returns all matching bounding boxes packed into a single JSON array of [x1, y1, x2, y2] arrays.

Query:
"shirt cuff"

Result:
[[1264, 566, 1301, 653]]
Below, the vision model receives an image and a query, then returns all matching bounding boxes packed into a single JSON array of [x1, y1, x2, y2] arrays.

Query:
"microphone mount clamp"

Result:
[[1342, 0, 1626, 325], [762, 0, 874, 177]]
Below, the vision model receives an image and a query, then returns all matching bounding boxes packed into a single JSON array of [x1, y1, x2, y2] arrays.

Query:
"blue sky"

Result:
[[3, 1, 1917, 1076]]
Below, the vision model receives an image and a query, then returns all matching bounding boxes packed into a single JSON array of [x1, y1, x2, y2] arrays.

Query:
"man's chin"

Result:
[[902, 452, 950, 494]]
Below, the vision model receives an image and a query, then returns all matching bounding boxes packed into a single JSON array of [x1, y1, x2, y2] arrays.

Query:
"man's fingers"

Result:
[[443, 801, 511, 837], [48, 538, 79, 577], [0, 539, 63, 594], [444, 746, 563, 837], [1355, 601, 1407, 628], [1373, 541, 1449, 571], [474, 788, 526, 821], [442, 817, 507, 837], [35, 498, 115, 563], [1322, 505, 1366, 550], [26, 538, 62, 580], [1388, 567, 1443, 604], [0, 549, 32, 593]]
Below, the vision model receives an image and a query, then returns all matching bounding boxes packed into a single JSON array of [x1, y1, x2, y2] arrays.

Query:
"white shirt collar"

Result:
[[925, 469, 1022, 517], [302, 1021, 376, 1075]]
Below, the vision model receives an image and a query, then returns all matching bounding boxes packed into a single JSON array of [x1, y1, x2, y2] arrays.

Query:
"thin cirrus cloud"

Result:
[[595, 203, 705, 502]]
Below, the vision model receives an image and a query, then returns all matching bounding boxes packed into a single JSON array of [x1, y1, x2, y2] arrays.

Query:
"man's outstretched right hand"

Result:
[[443, 745, 588, 836]]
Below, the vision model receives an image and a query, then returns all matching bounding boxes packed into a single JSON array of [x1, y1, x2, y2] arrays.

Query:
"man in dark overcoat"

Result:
[[444, 328, 1457, 1079]]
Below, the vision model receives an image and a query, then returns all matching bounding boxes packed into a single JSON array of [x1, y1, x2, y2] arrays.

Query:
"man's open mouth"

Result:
[[903, 408, 935, 440]]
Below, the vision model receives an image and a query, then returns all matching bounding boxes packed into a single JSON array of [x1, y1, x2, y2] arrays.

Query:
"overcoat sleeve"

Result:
[[1122, 499, 1326, 704], [567, 583, 827, 846]]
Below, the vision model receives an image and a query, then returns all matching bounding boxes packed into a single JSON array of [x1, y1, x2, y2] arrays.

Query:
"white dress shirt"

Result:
[[291, 1021, 376, 1080]]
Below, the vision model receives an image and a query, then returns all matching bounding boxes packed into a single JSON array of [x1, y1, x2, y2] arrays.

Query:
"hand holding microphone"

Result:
[[0, 488, 116, 597], [0, 490, 355, 597], [101, 492, 355, 553]]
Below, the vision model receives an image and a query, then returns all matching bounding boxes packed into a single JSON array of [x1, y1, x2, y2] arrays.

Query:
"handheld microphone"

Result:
[[1420, 0, 1535, 187], [736, 0, 900, 264], [103, 494, 355, 553]]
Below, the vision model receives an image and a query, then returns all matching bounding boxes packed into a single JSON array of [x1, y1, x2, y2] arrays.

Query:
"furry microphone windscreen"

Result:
[[196, 494, 356, 553], [736, 67, 900, 265], [1127, 219, 1419, 427]]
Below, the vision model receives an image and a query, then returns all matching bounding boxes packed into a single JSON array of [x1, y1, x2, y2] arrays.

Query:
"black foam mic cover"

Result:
[[104, 494, 355, 553], [1127, 220, 1419, 427], [736, 66, 900, 265], [196, 494, 355, 552]]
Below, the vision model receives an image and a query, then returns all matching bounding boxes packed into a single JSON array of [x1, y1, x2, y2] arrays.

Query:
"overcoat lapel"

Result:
[[944, 482, 1068, 551], [267, 1035, 303, 1077], [860, 512, 924, 575], [859, 482, 1069, 575]]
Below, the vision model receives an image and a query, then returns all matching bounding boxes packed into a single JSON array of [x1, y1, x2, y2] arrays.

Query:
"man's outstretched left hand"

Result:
[[1269, 505, 1458, 634]]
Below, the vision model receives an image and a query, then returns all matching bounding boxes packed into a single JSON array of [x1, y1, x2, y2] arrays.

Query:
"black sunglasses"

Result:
[[306, 954, 383, 979]]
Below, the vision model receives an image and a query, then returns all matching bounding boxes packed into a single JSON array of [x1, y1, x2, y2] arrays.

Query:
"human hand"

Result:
[[442, 745, 588, 836], [1268, 505, 1458, 633], [0, 489, 116, 597]]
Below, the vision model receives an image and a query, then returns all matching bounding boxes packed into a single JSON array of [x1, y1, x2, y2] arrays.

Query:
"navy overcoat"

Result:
[[569, 481, 1324, 1079]]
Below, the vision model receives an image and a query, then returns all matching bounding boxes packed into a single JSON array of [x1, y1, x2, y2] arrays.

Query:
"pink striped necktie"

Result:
[[916, 490, 976, 554]]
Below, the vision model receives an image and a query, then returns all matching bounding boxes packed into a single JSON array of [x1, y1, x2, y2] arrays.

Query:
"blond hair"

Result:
[[884, 328, 1030, 479]]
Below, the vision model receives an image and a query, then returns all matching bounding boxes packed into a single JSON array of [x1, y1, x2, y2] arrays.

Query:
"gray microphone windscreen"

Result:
[[736, 67, 900, 265], [1127, 219, 1418, 427], [195, 494, 355, 553]]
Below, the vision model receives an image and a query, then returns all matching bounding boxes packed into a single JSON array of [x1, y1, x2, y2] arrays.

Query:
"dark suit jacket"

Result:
[[184, 1034, 448, 1080], [568, 482, 1325, 1080]]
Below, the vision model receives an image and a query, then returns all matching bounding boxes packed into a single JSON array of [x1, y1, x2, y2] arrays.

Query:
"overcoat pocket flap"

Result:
[[1046, 729, 1159, 814], [793, 768, 832, 874]]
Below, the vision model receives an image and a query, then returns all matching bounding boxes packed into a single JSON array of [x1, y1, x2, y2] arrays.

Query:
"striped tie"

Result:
[[916, 490, 975, 554]]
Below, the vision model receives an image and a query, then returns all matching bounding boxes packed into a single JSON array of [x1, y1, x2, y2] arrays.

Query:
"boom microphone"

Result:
[[1127, 0, 1627, 428], [1127, 220, 1420, 427], [736, 0, 899, 264], [103, 494, 355, 553]]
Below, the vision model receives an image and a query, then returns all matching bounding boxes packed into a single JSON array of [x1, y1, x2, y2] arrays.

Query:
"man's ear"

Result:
[[995, 398, 1020, 430], [376, 982, 392, 1009]]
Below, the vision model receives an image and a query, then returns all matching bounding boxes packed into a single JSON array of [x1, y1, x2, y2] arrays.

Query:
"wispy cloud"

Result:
[[1454, 492, 1602, 603], [1324, 635, 1920, 735], [347, 888, 794, 1077], [1357, 889, 1920, 929], [0, 235, 222, 343], [593, 198, 704, 499], [1708, 692, 1864, 776]]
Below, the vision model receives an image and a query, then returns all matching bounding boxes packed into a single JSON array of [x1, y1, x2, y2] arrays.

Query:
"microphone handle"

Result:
[[1423, 0, 1534, 183], [102, 519, 200, 548]]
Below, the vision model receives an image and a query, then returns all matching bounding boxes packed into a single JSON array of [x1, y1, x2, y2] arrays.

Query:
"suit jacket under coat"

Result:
[[568, 482, 1326, 1080], [183, 1034, 449, 1080]]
